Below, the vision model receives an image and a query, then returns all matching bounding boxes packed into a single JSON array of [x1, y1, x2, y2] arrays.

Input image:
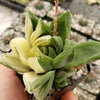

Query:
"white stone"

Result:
[[0, 5, 19, 35]]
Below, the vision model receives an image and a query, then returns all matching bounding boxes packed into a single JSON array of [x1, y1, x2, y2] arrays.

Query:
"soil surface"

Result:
[[0, 4, 19, 35], [62, 0, 100, 23]]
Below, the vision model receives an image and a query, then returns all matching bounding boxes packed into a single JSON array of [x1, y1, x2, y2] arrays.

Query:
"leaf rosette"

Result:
[[0, 10, 100, 100]]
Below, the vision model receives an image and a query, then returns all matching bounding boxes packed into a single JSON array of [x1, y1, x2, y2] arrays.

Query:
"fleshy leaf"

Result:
[[64, 69, 77, 77], [53, 48, 73, 69], [70, 40, 78, 46], [32, 35, 51, 47], [9, 38, 31, 66], [33, 71, 55, 89], [38, 54, 53, 72], [33, 71, 55, 100], [63, 39, 72, 50], [63, 39, 78, 50], [27, 10, 38, 30], [65, 41, 100, 68], [23, 71, 55, 100], [0, 53, 30, 73], [48, 47, 57, 58], [30, 20, 42, 45], [40, 47, 48, 55], [55, 71, 67, 88], [28, 57, 45, 73], [55, 69, 76, 88], [28, 55, 53, 73], [51, 36, 63, 54], [25, 11, 33, 45], [29, 47, 42, 57], [53, 39, 78, 69], [50, 11, 71, 43], [23, 72, 42, 94], [30, 20, 51, 45]]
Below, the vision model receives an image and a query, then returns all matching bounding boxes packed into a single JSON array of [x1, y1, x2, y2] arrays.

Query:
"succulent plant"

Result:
[[34, 1, 44, 10], [0, 8, 100, 100], [87, 0, 100, 5], [79, 18, 88, 27]]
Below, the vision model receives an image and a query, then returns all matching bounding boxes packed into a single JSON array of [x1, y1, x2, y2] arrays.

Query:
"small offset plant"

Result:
[[87, 0, 100, 5], [79, 18, 88, 26], [34, 0, 44, 10], [0, 0, 100, 100]]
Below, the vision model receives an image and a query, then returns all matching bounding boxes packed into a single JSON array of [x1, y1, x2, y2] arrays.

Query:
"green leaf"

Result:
[[41, 20, 52, 36], [32, 35, 51, 47], [30, 20, 52, 45], [53, 39, 78, 69], [28, 55, 53, 73], [50, 11, 71, 43], [55, 71, 66, 83], [23, 71, 55, 100], [30, 20, 42, 45], [70, 40, 78, 46], [27, 10, 38, 30], [51, 36, 63, 54], [63, 39, 72, 50], [48, 47, 57, 58], [33, 77, 54, 100], [23, 72, 41, 94], [55, 71, 67, 88], [53, 48, 73, 69], [64, 69, 77, 77], [33, 71, 55, 89], [33, 71, 55, 100], [65, 41, 100, 68], [38, 54, 53, 72], [40, 47, 48, 55], [63, 39, 78, 50], [56, 80, 67, 88], [0, 53, 30, 73]]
